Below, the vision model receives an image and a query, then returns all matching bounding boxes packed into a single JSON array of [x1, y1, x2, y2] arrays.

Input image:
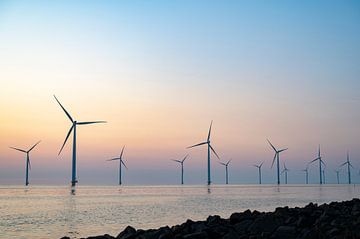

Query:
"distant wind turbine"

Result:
[[10, 141, 41, 186], [107, 146, 128, 185], [253, 161, 264, 184], [340, 151, 354, 184], [54, 95, 106, 186], [281, 162, 289, 184], [171, 154, 189, 185], [309, 145, 325, 184], [219, 159, 231, 184], [187, 121, 220, 185], [267, 139, 288, 185], [335, 170, 340, 184], [301, 166, 309, 184]]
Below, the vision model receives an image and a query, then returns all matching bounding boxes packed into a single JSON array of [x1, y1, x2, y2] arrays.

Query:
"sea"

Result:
[[0, 184, 359, 239]]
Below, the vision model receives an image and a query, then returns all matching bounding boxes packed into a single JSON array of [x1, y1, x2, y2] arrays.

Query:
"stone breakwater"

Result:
[[62, 198, 360, 239]]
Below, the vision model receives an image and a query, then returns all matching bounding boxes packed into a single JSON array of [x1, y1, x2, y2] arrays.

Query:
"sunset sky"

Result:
[[1, 0, 360, 185]]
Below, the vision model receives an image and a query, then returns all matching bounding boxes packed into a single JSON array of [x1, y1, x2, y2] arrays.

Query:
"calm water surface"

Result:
[[0, 185, 359, 239]]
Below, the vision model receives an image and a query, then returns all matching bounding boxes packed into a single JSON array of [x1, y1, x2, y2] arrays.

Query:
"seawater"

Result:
[[0, 185, 359, 239]]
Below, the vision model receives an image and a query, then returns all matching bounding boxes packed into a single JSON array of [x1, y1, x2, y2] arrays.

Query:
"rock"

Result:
[[86, 235, 115, 239], [222, 230, 239, 239], [271, 226, 296, 239], [234, 219, 253, 234], [183, 231, 208, 239], [117, 226, 136, 239], [248, 215, 282, 234], [66, 199, 360, 239], [229, 210, 252, 224]]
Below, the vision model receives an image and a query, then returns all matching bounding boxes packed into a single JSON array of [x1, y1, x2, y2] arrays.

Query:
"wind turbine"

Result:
[[171, 154, 189, 185], [309, 145, 325, 184], [54, 95, 106, 186], [253, 161, 264, 184], [107, 146, 128, 185], [219, 159, 231, 185], [322, 169, 326, 184], [301, 166, 309, 184], [281, 162, 289, 184], [10, 141, 41, 186], [340, 151, 353, 184], [267, 139, 288, 185], [335, 170, 340, 184], [187, 121, 220, 185]]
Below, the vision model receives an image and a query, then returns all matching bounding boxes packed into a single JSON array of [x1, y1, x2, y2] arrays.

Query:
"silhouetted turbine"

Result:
[[335, 170, 340, 184], [219, 159, 231, 184], [340, 151, 353, 184], [187, 121, 220, 185], [54, 95, 106, 186], [267, 139, 288, 185], [107, 146, 128, 185], [171, 154, 189, 185], [301, 166, 309, 184], [253, 161, 264, 184], [309, 145, 325, 184], [281, 162, 289, 184], [10, 141, 40, 186]]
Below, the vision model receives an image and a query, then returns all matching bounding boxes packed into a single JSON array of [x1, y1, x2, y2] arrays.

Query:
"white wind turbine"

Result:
[[54, 95, 106, 186]]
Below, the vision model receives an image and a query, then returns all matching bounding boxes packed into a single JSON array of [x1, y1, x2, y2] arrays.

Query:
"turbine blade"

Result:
[[339, 162, 347, 167], [28, 140, 41, 152], [207, 120, 213, 142], [309, 158, 318, 164], [9, 147, 27, 153], [267, 139, 277, 152], [187, 142, 207, 148], [321, 159, 326, 166], [77, 121, 107, 125], [226, 159, 232, 165], [219, 162, 226, 166], [120, 145, 125, 159], [121, 160, 128, 170], [253, 165, 259, 168], [271, 153, 276, 168], [209, 144, 220, 159], [260, 161, 264, 168], [58, 125, 74, 155], [278, 148, 288, 153], [350, 163, 354, 169], [182, 154, 189, 163], [107, 157, 121, 161], [281, 169, 285, 175], [54, 95, 73, 122], [171, 159, 182, 163]]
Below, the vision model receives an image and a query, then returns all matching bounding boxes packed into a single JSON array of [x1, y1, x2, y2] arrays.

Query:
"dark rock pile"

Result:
[[62, 198, 360, 239]]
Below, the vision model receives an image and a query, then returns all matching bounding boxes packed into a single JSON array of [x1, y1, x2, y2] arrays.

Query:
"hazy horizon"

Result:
[[1, 1, 360, 185]]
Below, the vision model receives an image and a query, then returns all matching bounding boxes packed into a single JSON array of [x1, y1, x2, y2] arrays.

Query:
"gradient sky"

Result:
[[1, 0, 360, 185]]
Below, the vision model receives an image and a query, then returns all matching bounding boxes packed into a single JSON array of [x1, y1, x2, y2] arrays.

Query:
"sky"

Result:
[[0, 0, 360, 185]]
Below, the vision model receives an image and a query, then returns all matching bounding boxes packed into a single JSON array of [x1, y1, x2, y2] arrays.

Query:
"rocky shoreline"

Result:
[[62, 198, 360, 239]]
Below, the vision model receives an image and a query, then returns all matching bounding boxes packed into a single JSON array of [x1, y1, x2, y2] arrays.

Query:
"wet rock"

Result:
[[117, 226, 136, 239], [271, 226, 296, 239], [183, 231, 208, 239], [86, 235, 115, 239]]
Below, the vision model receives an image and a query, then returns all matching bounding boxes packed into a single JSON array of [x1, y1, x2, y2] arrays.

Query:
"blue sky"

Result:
[[0, 0, 360, 185]]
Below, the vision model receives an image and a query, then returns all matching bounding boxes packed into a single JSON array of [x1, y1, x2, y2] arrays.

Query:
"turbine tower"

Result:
[[309, 145, 325, 184], [219, 159, 231, 185], [281, 162, 289, 184], [107, 146, 128, 185], [10, 141, 41, 186], [54, 95, 106, 186], [187, 121, 220, 185], [301, 166, 309, 184], [253, 161, 264, 184], [171, 154, 189, 185], [340, 151, 353, 184], [335, 170, 340, 184], [267, 139, 288, 185]]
